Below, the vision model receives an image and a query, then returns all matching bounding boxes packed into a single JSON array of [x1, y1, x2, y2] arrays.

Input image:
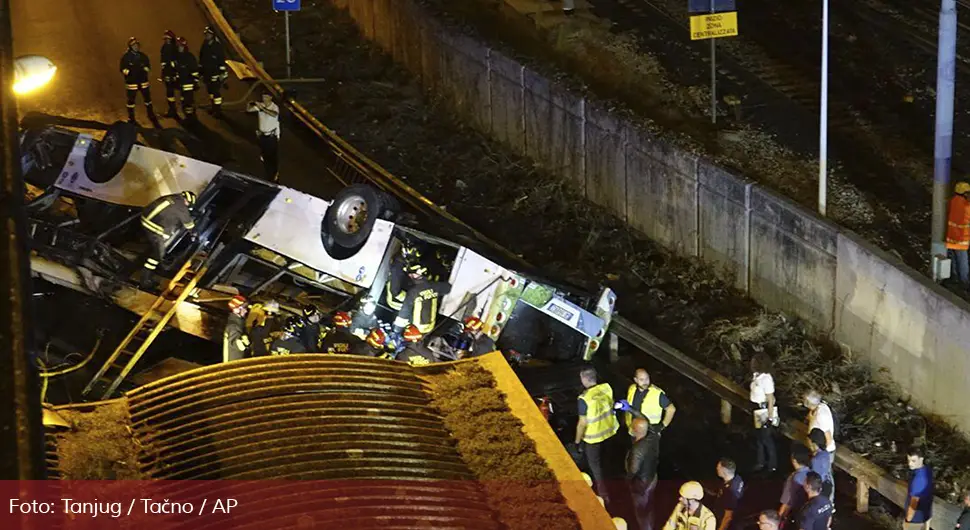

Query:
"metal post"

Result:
[[285, 11, 292, 79], [932, 0, 957, 275], [0, 0, 45, 481], [818, 0, 829, 216], [710, 0, 717, 124]]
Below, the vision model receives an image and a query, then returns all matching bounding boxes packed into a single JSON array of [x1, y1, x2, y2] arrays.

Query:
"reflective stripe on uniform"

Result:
[[139, 82, 150, 89], [181, 84, 195, 91], [213, 97, 223, 104], [126, 84, 138, 90], [581, 383, 620, 444], [625, 384, 665, 428]]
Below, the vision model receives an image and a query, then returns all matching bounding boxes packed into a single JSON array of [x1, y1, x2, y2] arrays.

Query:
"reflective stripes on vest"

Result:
[[626, 384, 665, 429], [581, 383, 619, 444], [141, 198, 175, 239], [669, 505, 715, 530]]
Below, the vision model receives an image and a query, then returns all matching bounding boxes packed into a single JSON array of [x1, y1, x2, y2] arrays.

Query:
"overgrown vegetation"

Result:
[[428, 364, 580, 529]]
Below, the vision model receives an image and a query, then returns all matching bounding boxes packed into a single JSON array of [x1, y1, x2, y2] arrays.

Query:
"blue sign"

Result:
[[273, 0, 300, 11], [688, 0, 735, 14]]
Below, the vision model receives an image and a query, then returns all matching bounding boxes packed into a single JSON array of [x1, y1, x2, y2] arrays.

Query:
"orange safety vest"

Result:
[[947, 195, 970, 250]]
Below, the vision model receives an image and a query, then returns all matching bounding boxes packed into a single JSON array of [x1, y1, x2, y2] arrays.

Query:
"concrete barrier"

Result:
[[329, 0, 970, 435]]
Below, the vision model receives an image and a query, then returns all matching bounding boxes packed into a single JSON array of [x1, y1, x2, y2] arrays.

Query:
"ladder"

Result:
[[82, 252, 208, 400]]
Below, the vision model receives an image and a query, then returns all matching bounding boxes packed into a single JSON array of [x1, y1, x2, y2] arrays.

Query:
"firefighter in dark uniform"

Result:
[[362, 328, 388, 358], [455, 316, 496, 359], [269, 317, 307, 356], [223, 295, 252, 362], [320, 311, 362, 354], [120, 37, 156, 123], [392, 263, 452, 336], [301, 304, 325, 351], [175, 37, 200, 120], [199, 26, 227, 117], [139, 191, 197, 287], [160, 30, 180, 118], [395, 325, 437, 366], [385, 242, 421, 310]]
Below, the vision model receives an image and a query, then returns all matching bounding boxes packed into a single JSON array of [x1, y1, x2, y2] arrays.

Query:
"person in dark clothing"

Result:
[[119, 37, 156, 123], [779, 446, 812, 525], [807, 429, 834, 501], [392, 263, 451, 335], [269, 317, 307, 356], [905, 447, 934, 530], [395, 325, 436, 366], [223, 295, 251, 362], [138, 191, 197, 287], [384, 251, 412, 311], [319, 311, 362, 354], [626, 418, 660, 530], [160, 30, 180, 118], [715, 458, 745, 530], [301, 304, 325, 351], [797, 472, 832, 530], [455, 316, 496, 358], [955, 490, 970, 530], [199, 26, 227, 116], [249, 300, 282, 357], [361, 328, 388, 358], [174, 37, 200, 120]]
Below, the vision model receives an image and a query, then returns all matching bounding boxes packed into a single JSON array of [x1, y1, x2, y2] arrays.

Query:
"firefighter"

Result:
[[223, 295, 251, 362], [139, 191, 197, 287], [249, 300, 281, 357], [199, 26, 227, 116], [385, 244, 418, 311], [947, 181, 970, 289], [392, 263, 452, 336], [395, 325, 436, 366], [160, 30, 180, 118], [663, 481, 715, 530], [455, 316, 496, 359], [119, 37, 156, 123], [175, 37, 200, 120], [269, 317, 306, 356], [320, 311, 361, 354], [301, 304, 325, 351], [362, 328, 388, 358], [350, 295, 380, 339]]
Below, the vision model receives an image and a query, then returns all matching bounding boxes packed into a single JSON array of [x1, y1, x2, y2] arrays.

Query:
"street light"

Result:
[[818, 0, 829, 217], [12, 55, 56, 95]]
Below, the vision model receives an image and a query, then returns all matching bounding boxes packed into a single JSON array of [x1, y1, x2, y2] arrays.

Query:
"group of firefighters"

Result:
[[119, 27, 227, 123]]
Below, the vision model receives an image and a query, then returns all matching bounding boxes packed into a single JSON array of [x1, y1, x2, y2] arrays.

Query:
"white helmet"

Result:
[[263, 300, 280, 314], [679, 481, 704, 501]]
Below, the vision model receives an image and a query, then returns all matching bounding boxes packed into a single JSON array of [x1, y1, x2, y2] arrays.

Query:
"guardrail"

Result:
[[195, 1, 963, 527]]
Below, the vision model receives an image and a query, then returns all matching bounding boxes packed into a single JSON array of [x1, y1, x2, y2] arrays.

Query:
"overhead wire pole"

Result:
[[0, 0, 45, 481], [818, 0, 829, 216], [932, 0, 957, 278]]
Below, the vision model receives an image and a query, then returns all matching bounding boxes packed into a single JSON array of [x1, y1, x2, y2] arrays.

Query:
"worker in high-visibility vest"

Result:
[[616, 368, 676, 437], [947, 181, 970, 289], [138, 191, 197, 287], [664, 481, 716, 530], [572, 366, 619, 506]]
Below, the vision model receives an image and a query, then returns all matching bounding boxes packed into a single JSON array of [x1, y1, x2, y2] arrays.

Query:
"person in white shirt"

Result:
[[750, 354, 778, 473], [247, 91, 280, 182], [803, 389, 837, 504]]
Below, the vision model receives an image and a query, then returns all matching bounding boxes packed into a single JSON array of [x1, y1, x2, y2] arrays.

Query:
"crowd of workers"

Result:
[[571, 362, 946, 530]]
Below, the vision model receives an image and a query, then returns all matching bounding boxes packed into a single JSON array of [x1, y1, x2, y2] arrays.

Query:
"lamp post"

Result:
[[818, 0, 829, 216], [931, 0, 957, 280]]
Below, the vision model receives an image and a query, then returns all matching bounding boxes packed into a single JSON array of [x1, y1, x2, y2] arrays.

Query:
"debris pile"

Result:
[[54, 401, 146, 480], [428, 364, 580, 530]]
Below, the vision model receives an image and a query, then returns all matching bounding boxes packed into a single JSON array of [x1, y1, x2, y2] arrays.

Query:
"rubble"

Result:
[[54, 401, 146, 480]]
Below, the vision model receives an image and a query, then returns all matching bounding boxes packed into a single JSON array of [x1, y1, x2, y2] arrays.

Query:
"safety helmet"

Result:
[[611, 518, 628, 530], [127, 37, 140, 49], [163, 30, 176, 41], [332, 311, 352, 328], [405, 262, 428, 277], [956, 182, 970, 195], [402, 325, 423, 343], [228, 295, 248, 311], [282, 316, 301, 335], [366, 328, 386, 348], [176, 36, 188, 48], [679, 481, 704, 501], [203, 26, 215, 35], [463, 316, 483, 332], [303, 304, 320, 318], [263, 300, 280, 314], [181, 190, 197, 206], [401, 243, 421, 260]]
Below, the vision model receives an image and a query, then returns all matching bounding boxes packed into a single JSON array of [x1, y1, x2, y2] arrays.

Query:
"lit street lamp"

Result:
[[12, 55, 56, 95]]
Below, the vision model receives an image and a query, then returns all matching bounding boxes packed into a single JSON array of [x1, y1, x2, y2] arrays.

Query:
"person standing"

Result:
[[138, 191, 197, 288], [797, 472, 832, 530], [807, 429, 834, 502], [947, 181, 970, 289], [199, 26, 227, 117], [714, 458, 744, 530], [626, 418, 660, 530], [175, 37, 200, 121], [750, 353, 778, 473], [223, 295, 251, 362], [955, 490, 970, 530], [778, 446, 812, 525], [160, 30, 180, 118], [618, 368, 676, 437], [247, 91, 281, 182], [573, 366, 620, 506], [904, 447, 934, 530], [803, 390, 836, 501], [269, 317, 307, 356], [663, 481, 716, 530], [119, 37, 156, 123], [757, 510, 781, 530]]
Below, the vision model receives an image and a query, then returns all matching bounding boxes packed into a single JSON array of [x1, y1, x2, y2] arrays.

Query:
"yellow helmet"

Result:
[[679, 481, 704, 501], [956, 182, 970, 195]]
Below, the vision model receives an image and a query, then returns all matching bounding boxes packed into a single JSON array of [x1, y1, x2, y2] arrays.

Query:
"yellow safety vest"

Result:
[[580, 383, 619, 444], [665, 504, 715, 530], [626, 384, 665, 429]]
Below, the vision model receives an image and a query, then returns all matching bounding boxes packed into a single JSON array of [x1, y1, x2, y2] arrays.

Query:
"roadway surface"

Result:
[[10, 0, 340, 200]]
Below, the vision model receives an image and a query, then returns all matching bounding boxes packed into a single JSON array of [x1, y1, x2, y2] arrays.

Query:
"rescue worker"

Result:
[[455, 316, 496, 359], [247, 91, 281, 182], [395, 325, 436, 366], [139, 191, 197, 287], [663, 481, 716, 530], [616, 368, 676, 437], [249, 300, 281, 357], [946, 181, 970, 289], [269, 317, 306, 356], [119, 37, 156, 123], [362, 328, 388, 358], [392, 263, 452, 336], [573, 366, 619, 506], [175, 37, 200, 120], [160, 30, 180, 118], [223, 295, 252, 362], [714, 458, 744, 530], [301, 304, 325, 351], [385, 244, 417, 311], [320, 311, 361, 354], [199, 26, 227, 116]]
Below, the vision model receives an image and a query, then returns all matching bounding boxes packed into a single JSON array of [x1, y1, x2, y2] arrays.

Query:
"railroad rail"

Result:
[[194, 0, 961, 527]]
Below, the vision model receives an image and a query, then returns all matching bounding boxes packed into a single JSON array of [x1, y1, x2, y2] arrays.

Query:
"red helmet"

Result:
[[366, 328, 387, 348], [228, 295, 247, 311], [463, 316, 483, 332], [332, 311, 352, 328], [402, 325, 423, 343], [176, 36, 188, 48], [127, 37, 139, 48], [163, 30, 176, 41]]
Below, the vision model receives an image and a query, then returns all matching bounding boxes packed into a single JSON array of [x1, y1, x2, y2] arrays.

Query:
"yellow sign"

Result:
[[690, 12, 739, 40]]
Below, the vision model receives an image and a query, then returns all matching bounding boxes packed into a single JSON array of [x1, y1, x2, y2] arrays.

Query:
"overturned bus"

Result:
[[21, 121, 616, 398]]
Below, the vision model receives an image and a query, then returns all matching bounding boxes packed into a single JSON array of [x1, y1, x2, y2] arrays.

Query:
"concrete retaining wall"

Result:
[[331, 0, 970, 434]]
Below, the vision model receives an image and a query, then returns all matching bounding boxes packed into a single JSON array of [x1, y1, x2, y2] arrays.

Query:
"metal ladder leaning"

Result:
[[82, 252, 208, 400]]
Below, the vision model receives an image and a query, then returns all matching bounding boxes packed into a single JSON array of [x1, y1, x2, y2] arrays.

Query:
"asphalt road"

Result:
[[10, 0, 340, 200]]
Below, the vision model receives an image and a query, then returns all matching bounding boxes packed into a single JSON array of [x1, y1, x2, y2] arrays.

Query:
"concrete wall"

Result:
[[333, 0, 970, 434]]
